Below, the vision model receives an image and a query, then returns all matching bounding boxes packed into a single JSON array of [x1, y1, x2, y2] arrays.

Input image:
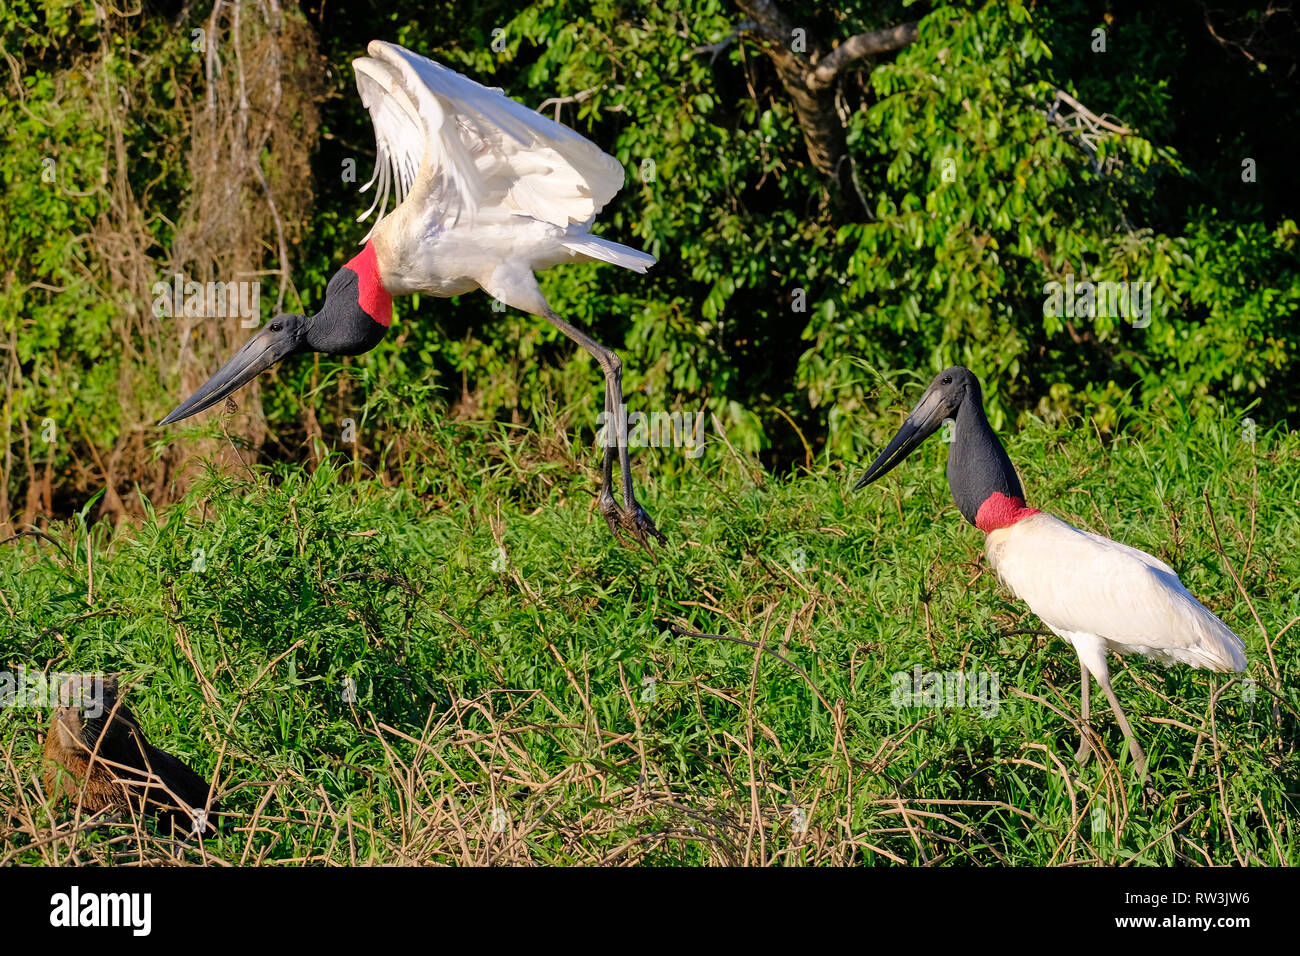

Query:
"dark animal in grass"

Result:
[[42, 676, 217, 838]]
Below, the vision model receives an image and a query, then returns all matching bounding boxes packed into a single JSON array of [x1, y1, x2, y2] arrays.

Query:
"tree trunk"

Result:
[[735, 1, 918, 208]]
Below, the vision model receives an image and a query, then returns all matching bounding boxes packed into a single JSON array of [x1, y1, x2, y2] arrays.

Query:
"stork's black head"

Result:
[[853, 367, 977, 489], [160, 245, 391, 425], [854, 366, 1027, 529]]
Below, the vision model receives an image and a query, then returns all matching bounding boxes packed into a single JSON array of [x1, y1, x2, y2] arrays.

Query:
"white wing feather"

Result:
[[988, 513, 1246, 672], [352, 41, 625, 234], [352, 59, 421, 232]]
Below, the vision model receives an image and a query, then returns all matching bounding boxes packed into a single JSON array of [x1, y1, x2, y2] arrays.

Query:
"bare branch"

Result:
[[531, 85, 630, 122], [1040, 90, 1135, 175], [694, 19, 757, 64], [806, 21, 919, 91], [1052, 90, 1133, 135]]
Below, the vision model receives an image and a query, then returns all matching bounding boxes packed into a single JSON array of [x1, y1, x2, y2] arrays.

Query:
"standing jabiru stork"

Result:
[[854, 367, 1247, 778], [161, 41, 664, 548]]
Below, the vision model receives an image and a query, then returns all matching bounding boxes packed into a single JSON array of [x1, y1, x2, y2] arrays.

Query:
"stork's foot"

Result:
[[1075, 734, 1093, 767], [620, 501, 666, 552], [598, 493, 665, 553]]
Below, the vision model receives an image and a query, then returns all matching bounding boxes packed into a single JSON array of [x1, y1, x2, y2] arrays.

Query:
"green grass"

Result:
[[1, 390, 1297, 865]]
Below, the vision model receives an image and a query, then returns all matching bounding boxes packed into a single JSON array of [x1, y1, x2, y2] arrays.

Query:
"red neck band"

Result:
[[975, 492, 1041, 534], [343, 242, 392, 327]]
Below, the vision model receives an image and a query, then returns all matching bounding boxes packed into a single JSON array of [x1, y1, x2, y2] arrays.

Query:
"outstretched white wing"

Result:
[[988, 513, 1247, 672], [351, 40, 625, 237]]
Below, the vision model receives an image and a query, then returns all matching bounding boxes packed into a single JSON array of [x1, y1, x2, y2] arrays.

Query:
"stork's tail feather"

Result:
[[1204, 628, 1248, 673], [1183, 606, 1248, 673], [562, 236, 656, 273]]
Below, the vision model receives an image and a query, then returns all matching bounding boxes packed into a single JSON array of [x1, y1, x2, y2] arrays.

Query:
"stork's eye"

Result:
[[270, 322, 282, 332], [942, 375, 952, 385]]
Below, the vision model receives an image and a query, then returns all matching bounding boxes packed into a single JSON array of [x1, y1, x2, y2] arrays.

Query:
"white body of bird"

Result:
[[985, 512, 1246, 677], [352, 41, 654, 315]]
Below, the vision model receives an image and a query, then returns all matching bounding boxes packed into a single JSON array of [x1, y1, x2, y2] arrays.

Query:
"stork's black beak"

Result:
[[853, 386, 951, 490], [159, 315, 307, 425]]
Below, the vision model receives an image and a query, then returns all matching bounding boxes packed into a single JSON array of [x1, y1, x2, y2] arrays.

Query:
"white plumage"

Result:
[[350, 41, 653, 313], [987, 512, 1246, 774], [987, 513, 1246, 671]]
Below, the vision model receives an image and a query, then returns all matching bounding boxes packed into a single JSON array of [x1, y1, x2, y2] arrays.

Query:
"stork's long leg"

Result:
[[542, 309, 664, 549], [1065, 632, 1145, 776], [598, 378, 619, 528], [1096, 675, 1148, 780], [1075, 661, 1092, 765], [598, 371, 628, 540]]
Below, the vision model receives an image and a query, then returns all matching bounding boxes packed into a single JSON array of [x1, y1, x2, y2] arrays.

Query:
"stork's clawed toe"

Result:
[[597, 492, 664, 552], [1074, 736, 1092, 766], [622, 502, 666, 551]]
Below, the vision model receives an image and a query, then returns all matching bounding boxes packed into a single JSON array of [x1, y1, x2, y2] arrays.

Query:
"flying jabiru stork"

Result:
[[854, 367, 1247, 778], [161, 41, 664, 548]]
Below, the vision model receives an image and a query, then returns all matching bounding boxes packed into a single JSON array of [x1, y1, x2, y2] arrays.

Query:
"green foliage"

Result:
[[2, 396, 1295, 863], [5, 0, 1298, 512], [1, 1, 197, 510], [799, 1, 1299, 451], [3, 0, 1297, 868]]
